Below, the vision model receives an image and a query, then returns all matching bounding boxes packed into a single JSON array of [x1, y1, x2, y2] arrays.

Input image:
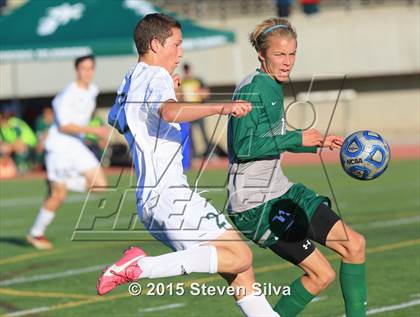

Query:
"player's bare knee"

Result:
[[234, 255, 252, 273], [242, 249, 253, 271], [85, 169, 107, 190], [357, 232, 366, 252], [231, 244, 253, 273], [94, 172, 108, 188], [51, 187, 67, 204], [322, 267, 336, 287], [311, 267, 335, 291], [346, 232, 366, 260]]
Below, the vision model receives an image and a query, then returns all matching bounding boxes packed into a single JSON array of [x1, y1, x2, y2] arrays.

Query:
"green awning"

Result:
[[0, 0, 235, 61]]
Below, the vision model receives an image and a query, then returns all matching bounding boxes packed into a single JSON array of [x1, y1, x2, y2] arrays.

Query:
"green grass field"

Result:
[[0, 159, 419, 317]]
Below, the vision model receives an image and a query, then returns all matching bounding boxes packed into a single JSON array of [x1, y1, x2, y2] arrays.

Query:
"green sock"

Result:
[[274, 278, 315, 317], [340, 262, 367, 317]]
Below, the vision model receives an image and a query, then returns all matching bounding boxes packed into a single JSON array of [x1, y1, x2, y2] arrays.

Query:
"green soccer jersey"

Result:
[[228, 69, 316, 163], [227, 69, 317, 213]]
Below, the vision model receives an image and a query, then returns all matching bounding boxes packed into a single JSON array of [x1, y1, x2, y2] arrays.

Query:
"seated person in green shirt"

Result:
[[34, 106, 54, 168], [0, 107, 37, 173], [84, 113, 107, 161], [227, 18, 367, 317]]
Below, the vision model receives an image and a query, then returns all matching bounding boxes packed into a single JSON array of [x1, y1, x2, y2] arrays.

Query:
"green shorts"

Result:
[[229, 183, 330, 248]]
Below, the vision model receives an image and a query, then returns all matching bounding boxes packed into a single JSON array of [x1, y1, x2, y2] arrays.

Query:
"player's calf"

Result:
[[304, 266, 336, 294], [44, 183, 67, 211], [299, 250, 336, 294]]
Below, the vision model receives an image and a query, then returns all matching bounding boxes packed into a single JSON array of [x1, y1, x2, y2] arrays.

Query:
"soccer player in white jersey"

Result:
[[96, 14, 279, 317], [27, 55, 108, 250]]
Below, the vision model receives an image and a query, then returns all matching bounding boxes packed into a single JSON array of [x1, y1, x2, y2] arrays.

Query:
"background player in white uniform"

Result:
[[27, 55, 108, 250], [97, 14, 279, 317]]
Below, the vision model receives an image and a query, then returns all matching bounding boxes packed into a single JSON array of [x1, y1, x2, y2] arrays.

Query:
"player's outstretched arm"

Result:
[[302, 130, 344, 149], [159, 100, 252, 123]]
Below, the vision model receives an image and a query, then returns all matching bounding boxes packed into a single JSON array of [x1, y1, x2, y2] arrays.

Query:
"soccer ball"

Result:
[[340, 130, 390, 180]]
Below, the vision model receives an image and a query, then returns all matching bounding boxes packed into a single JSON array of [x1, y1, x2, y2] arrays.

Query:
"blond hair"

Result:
[[249, 18, 297, 55]]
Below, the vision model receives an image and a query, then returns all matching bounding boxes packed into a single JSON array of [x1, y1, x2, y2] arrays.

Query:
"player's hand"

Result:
[[222, 100, 252, 118], [172, 74, 181, 88], [322, 135, 344, 150], [302, 129, 323, 147]]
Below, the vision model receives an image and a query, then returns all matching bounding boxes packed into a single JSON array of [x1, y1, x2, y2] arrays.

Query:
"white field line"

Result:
[[367, 299, 420, 315], [3, 302, 186, 317], [311, 296, 327, 303], [352, 215, 420, 230], [138, 303, 186, 313], [1, 194, 90, 208], [337, 298, 420, 316], [1, 213, 139, 230], [0, 264, 104, 286], [0, 193, 136, 209], [5, 297, 420, 317], [4, 306, 50, 317]]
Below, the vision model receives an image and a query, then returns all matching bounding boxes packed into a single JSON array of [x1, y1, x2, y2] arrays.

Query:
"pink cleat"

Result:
[[26, 235, 53, 250], [97, 246, 146, 295]]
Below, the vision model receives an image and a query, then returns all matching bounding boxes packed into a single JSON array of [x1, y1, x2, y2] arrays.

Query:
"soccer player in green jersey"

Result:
[[227, 18, 367, 317]]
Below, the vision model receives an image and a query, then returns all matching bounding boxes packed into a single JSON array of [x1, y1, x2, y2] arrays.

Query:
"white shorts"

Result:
[[45, 141, 99, 192], [141, 184, 231, 251]]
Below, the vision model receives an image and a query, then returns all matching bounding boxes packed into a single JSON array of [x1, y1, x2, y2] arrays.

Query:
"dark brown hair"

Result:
[[74, 54, 95, 69], [134, 13, 182, 56]]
